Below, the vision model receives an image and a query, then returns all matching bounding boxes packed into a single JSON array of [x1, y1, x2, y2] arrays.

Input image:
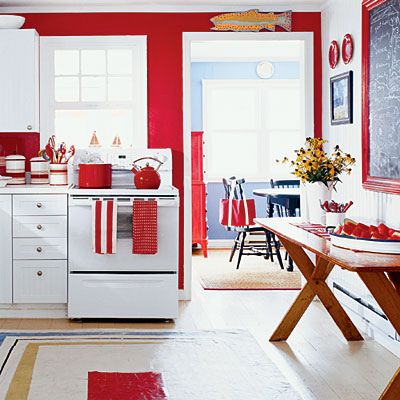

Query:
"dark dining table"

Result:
[[252, 187, 301, 217]]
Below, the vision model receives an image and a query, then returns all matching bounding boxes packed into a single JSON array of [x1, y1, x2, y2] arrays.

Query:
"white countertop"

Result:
[[0, 184, 70, 194]]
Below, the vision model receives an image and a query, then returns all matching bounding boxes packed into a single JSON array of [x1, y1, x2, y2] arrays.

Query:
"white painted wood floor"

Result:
[[0, 249, 398, 399]]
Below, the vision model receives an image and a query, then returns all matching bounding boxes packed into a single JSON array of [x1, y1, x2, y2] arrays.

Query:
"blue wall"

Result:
[[191, 61, 300, 131], [191, 61, 300, 240]]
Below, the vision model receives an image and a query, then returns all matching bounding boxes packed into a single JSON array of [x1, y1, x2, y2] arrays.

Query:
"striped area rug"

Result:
[[0, 330, 300, 400]]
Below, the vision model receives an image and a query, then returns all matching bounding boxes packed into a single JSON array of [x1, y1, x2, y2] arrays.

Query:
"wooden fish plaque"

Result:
[[210, 9, 292, 32]]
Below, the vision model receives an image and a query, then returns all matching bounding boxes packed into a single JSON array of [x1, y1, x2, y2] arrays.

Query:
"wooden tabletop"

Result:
[[252, 188, 300, 197], [255, 217, 400, 273]]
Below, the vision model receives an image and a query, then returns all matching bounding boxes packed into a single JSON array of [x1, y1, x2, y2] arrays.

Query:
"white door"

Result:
[[0, 195, 12, 303], [0, 29, 39, 132]]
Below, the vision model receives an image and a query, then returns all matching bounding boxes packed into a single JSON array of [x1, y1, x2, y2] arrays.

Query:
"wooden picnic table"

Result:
[[255, 217, 400, 400]]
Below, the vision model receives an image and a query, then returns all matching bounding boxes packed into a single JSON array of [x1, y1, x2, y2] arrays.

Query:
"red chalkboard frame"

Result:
[[362, 0, 400, 194]]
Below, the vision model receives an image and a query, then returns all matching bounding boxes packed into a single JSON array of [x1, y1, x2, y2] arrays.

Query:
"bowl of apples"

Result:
[[330, 219, 400, 254]]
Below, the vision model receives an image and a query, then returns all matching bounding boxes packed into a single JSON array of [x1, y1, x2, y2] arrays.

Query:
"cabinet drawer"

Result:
[[13, 238, 67, 260], [13, 195, 67, 216], [68, 273, 178, 318], [13, 260, 67, 303], [13, 216, 67, 238]]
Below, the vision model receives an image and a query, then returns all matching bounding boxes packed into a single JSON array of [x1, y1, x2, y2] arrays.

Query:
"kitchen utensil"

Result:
[[78, 163, 112, 189], [5, 154, 26, 185], [64, 145, 75, 164], [45, 144, 54, 163], [131, 157, 164, 189], [30, 157, 50, 185]]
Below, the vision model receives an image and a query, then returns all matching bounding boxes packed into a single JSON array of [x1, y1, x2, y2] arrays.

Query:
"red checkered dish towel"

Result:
[[92, 200, 117, 254], [132, 200, 158, 255]]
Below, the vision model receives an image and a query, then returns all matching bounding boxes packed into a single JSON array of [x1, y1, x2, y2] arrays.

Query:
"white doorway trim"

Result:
[[181, 32, 314, 300]]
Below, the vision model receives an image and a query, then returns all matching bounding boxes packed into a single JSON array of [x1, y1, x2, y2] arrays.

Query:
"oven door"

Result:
[[68, 195, 179, 272]]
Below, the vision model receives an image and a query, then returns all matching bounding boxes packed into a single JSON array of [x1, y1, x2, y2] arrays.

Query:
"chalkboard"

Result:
[[368, 0, 400, 179]]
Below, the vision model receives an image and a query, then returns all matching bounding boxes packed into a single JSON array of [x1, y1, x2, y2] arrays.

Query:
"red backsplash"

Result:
[[0, 132, 40, 173]]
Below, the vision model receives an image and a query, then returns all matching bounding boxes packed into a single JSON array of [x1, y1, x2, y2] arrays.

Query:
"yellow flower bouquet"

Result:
[[278, 137, 355, 188]]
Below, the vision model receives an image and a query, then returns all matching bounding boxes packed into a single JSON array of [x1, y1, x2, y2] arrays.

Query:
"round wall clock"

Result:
[[256, 61, 274, 79], [329, 40, 340, 69], [342, 34, 354, 64]]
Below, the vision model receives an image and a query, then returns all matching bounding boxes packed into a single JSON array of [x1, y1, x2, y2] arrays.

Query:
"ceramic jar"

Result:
[[303, 181, 334, 225], [30, 157, 50, 185], [49, 163, 68, 186], [5, 154, 26, 185]]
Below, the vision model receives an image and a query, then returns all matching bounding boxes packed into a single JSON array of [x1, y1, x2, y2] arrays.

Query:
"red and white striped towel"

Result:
[[132, 200, 158, 255], [92, 200, 117, 254]]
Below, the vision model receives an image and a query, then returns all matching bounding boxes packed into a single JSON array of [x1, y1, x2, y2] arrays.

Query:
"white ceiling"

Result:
[[0, 0, 328, 13]]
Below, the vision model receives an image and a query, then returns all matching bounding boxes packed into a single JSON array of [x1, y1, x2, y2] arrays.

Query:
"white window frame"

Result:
[[40, 35, 147, 148], [202, 79, 304, 182]]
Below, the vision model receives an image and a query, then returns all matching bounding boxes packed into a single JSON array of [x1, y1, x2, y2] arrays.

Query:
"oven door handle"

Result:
[[69, 198, 179, 207]]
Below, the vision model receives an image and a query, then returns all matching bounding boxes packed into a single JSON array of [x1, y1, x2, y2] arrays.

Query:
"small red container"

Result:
[[79, 163, 112, 189]]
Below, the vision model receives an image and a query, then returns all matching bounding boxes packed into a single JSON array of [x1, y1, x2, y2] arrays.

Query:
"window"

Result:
[[203, 80, 305, 182], [40, 36, 147, 148]]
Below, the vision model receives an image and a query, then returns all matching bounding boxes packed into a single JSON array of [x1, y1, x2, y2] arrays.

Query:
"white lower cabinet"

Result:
[[13, 260, 67, 303], [0, 195, 12, 304], [7, 193, 68, 307]]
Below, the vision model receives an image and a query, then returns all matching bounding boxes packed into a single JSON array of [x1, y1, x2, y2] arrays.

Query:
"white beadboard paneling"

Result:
[[0, 29, 39, 132], [322, 0, 400, 226]]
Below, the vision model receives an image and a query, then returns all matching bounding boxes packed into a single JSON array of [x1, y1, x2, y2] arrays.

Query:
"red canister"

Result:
[[78, 163, 112, 188]]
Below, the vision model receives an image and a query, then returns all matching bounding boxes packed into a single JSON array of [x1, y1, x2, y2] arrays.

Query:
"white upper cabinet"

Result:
[[0, 29, 39, 133]]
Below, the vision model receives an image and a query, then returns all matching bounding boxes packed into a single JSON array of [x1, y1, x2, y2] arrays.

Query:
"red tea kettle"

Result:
[[131, 157, 164, 189]]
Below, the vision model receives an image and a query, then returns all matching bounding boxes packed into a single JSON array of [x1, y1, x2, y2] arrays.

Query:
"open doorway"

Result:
[[182, 33, 314, 299]]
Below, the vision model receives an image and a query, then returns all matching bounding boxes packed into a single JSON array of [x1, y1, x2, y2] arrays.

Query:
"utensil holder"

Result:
[[49, 164, 68, 186], [326, 212, 346, 228]]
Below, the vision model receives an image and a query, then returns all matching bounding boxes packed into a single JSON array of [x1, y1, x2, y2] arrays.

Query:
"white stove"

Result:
[[67, 148, 179, 319]]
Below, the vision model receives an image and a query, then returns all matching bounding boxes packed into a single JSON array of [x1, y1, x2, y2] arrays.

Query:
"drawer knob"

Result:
[[27, 125, 32, 130], [37, 224, 43, 230], [36, 247, 42, 253], [37, 270, 43, 277], [36, 202, 43, 208]]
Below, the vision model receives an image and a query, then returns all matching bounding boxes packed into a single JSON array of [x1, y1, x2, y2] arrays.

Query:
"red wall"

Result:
[[8, 12, 321, 289]]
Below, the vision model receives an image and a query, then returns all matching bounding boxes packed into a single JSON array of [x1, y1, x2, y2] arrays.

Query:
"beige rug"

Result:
[[0, 330, 300, 399], [194, 249, 301, 290]]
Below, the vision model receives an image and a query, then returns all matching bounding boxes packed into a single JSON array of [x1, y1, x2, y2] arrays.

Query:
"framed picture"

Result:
[[330, 71, 353, 125], [362, 0, 400, 194]]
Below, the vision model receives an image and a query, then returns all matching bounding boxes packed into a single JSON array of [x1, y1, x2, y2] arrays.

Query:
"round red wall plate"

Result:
[[342, 34, 353, 65], [329, 40, 340, 69]]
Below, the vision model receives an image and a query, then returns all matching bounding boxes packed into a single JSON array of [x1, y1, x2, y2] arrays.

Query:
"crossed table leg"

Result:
[[269, 236, 363, 342], [270, 236, 400, 399]]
